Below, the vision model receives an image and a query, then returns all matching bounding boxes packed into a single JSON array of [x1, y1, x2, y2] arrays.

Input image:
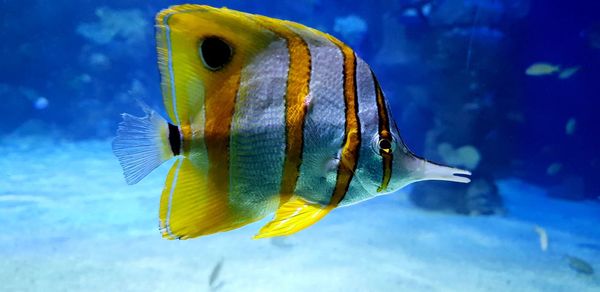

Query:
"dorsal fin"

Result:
[[155, 5, 277, 125]]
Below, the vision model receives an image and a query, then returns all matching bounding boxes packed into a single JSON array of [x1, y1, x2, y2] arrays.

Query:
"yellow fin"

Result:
[[155, 5, 277, 125], [254, 196, 333, 239], [159, 158, 259, 239]]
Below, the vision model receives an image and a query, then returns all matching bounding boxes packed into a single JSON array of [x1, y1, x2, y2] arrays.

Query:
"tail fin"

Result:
[[112, 109, 174, 185]]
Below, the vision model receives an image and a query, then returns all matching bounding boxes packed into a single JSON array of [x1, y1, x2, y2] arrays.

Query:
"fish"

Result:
[[565, 117, 577, 135], [533, 225, 548, 251], [525, 63, 561, 76], [546, 162, 562, 176], [558, 66, 580, 79], [208, 259, 224, 291], [525, 63, 580, 79], [566, 255, 595, 275], [112, 5, 471, 239]]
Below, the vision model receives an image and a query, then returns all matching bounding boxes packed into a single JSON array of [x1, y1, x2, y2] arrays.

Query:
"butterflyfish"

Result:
[[112, 5, 472, 239]]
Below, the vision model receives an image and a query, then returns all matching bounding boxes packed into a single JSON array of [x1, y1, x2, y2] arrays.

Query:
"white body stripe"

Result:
[[291, 28, 346, 205], [229, 39, 289, 215]]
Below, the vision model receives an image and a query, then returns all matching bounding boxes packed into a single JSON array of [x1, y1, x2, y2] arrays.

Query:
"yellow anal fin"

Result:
[[254, 196, 333, 239], [159, 158, 257, 239]]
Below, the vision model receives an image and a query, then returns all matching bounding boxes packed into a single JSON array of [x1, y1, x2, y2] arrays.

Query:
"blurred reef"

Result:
[[1, 0, 599, 209]]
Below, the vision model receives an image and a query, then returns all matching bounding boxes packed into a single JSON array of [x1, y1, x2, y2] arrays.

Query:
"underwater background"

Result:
[[1, 0, 599, 291]]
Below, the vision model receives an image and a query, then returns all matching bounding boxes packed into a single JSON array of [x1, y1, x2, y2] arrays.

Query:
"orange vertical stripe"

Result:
[[255, 17, 312, 206], [204, 72, 241, 196]]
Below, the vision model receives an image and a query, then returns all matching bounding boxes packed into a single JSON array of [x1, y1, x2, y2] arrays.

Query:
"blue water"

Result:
[[1, 1, 599, 291]]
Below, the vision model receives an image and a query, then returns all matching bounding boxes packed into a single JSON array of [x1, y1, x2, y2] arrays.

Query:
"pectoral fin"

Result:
[[254, 196, 333, 239]]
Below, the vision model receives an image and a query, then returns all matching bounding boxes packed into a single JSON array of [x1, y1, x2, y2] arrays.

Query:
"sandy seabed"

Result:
[[1, 137, 599, 292]]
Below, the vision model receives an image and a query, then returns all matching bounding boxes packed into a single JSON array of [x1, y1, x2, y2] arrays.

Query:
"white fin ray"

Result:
[[112, 109, 172, 185]]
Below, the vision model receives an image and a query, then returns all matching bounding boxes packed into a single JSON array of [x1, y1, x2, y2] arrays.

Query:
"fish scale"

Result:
[[112, 4, 471, 239]]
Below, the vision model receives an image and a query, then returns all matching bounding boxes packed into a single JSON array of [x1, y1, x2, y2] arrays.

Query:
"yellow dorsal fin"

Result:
[[159, 158, 263, 239], [155, 5, 276, 125], [254, 196, 334, 239]]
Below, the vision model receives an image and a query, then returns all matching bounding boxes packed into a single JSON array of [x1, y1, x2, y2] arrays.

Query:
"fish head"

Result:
[[350, 63, 471, 199], [355, 117, 471, 197]]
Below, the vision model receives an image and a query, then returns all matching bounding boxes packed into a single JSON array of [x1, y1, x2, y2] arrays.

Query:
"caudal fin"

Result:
[[112, 109, 174, 185]]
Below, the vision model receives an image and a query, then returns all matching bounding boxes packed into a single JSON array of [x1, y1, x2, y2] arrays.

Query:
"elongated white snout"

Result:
[[407, 156, 472, 184]]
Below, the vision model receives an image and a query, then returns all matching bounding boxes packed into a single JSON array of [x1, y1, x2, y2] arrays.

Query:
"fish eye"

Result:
[[371, 134, 396, 155], [378, 139, 392, 152], [199, 36, 232, 71]]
